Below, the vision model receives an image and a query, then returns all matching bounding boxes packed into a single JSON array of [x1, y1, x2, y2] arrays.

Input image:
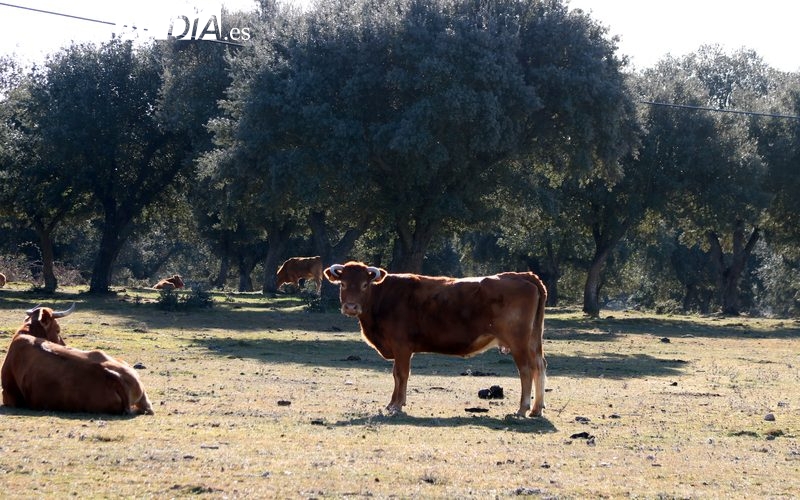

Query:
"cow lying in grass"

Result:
[[1, 304, 154, 415], [153, 274, 185, 290]]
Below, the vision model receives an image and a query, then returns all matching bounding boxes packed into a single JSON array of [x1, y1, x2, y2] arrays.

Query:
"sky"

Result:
[[1, 0, 799, 72], [568, 0, 800, 71]]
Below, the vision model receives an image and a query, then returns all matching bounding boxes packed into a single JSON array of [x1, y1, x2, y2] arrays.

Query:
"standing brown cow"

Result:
[[324, 262, 547, 417], [276, 256, 323, 296], [1, 304, 154, 415]]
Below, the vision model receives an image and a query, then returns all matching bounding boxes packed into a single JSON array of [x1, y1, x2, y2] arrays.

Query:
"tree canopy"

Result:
[[1, 1, 799, 317]]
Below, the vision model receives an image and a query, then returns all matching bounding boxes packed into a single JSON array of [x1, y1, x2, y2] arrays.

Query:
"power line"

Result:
[[640, 100, 800, 120], [0, 2, 128, 28]]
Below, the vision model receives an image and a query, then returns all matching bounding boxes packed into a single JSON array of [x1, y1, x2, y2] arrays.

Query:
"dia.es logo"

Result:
[[165, 3, 250, 43]]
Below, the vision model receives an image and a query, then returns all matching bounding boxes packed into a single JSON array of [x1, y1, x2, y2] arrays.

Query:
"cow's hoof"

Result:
[[385, 405, 404, 417]]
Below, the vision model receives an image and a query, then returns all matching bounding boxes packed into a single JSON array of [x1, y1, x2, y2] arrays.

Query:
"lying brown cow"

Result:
[[153, 274, 185, 290], [276, 256, 323, 295], [325, 262, 547, 417], [0, 272, 6, 287], [1, 304, 154, 415]]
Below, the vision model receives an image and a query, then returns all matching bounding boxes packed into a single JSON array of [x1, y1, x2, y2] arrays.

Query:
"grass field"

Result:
[[0, 284, 798, 498]]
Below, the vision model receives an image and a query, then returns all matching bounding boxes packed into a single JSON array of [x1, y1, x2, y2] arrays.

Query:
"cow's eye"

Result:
[[361, 282, 368, 290], [341, 283, 348, 290]]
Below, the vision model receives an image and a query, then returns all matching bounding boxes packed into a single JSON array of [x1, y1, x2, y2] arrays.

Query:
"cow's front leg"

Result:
[[388, 353, 411, 414]]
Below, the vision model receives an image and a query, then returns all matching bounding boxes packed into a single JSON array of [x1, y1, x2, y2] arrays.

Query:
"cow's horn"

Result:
[[52, 302, 77, 318], [366, 266, 382, 281], [25, 304, 42, 316], [329, 264, 345, 277]]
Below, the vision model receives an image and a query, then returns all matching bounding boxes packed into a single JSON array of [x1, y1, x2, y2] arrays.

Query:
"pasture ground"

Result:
[[0, 284, 798, 498]]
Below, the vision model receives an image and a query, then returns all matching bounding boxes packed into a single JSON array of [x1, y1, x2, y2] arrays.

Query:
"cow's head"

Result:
[[169, 275, 185, 288], [21, 303, 75, 345], [275, 265, 290, 288], [324, 262, 387, 317]]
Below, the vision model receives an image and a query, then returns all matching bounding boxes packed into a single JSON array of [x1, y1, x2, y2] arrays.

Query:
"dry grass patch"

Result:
[[0, 286, 798, 498]]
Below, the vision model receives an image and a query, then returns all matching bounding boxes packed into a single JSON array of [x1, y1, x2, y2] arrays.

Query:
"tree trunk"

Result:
[[391, 218, 436, 273], [682, 284, 696, 313], [261, 221, 294, 294], [307, 211, 364, 300], [237, 255, 254, 292], [707, 221, 760, 315], [32, 222, 58, 293], [582, 215, 629, 317], [212, 254, 230, 289], [89, 228, 126, 294], [89, 208, 130, 294], [523, 253, 560, 307], [308, 211, 364, 263], [582, 252, 607, 317], [40, 234, 58, 293]]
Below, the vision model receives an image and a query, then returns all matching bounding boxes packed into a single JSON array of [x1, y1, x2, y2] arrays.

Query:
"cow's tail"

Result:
[[529, 273, 547, 413], [529, 273, 547, 382], [533, 274, 547, 341]]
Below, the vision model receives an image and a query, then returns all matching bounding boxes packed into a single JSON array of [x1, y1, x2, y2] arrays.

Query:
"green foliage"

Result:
[[155, 289, 180, 311], [301, 293, 327, 313], [204, 0, 637, 273], [2, 3, 800, 317], [753, 243, 800, 317], [156, 287, 214, 311]]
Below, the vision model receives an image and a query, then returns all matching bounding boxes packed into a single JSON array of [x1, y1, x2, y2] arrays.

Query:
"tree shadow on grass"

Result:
[[4, 289, 798, 339], [331, 412, 558, 434], [547, 314, 800, 340], [191, 335, 689, 379], [548, 352, 688, 379], [0, 289, 84, 310]]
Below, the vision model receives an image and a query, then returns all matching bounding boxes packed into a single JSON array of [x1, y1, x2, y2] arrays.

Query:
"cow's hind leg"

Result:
[[388, 353, 411, 415], [529, 346, 547, 417], [511, 349, 532, 417], [1, 376, 25, 408]]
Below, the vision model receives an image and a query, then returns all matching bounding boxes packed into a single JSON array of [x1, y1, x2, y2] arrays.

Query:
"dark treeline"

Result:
[[1, 0, 798, 317]]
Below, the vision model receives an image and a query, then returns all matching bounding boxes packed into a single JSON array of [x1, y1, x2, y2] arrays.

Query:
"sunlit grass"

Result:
[[0, 285, 798, 498]]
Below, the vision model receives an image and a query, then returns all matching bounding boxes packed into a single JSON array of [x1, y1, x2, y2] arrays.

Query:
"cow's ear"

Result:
[[324, 264, 344, 283], [367, 266, 387, 283], [38, 308, 54, 327], [30, 308, 52, 332]]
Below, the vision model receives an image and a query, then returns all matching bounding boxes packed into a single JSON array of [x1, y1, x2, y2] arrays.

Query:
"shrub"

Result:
[[155, 289, 180, 311], [155, 287, 214, 311], [182, 286, 214, 309]]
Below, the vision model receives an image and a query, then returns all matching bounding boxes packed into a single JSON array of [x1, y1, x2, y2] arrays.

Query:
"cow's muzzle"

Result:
[[341, 303, 362, 317]]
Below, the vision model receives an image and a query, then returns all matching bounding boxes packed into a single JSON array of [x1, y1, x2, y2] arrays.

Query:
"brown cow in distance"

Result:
[[1, 304, 154, 415], [0, 272, 6, 287], [324, 262, 548, 417], [276, 256, 323, 296], [153, 274, 184, 290]]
